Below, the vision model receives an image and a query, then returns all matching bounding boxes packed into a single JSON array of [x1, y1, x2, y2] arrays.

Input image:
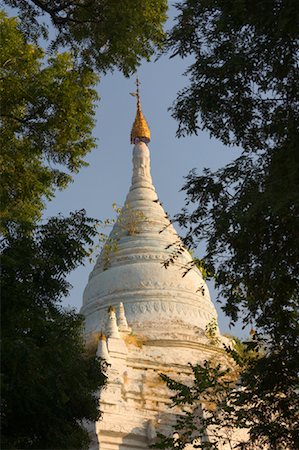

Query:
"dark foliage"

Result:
[[154, 339, 299, 449], [156, 1, 299, 448], [4, 0, 167, 75], [167, 0, 298, 147], [1, 211, 106, 449], [0, 11, 98, 234]]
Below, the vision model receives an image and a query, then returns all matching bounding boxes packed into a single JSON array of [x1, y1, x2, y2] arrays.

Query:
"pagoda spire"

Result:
[[130, 78, 151, 144]]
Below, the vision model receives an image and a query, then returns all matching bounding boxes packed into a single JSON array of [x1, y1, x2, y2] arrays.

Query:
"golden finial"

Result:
[[130, 78, 151, 144]]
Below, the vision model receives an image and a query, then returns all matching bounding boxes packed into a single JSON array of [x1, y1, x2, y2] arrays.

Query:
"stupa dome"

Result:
[[81, 140, 218, 340]]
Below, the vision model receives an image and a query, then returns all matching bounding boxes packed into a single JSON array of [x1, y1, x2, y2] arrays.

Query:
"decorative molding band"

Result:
[[83, 278, 210, 308], [83, 299, 217, 336]]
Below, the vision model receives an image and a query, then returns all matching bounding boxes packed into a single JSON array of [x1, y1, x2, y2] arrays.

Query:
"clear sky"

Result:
[[5, 3, 247, 338]]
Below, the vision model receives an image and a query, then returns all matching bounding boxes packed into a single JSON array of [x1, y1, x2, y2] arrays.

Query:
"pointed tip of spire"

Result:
[[118, 301, 131, 332], [130, 78, 151, 144]]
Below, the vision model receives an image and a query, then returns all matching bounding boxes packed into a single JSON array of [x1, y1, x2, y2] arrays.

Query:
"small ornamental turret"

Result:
[[96, 332, 110, 362], [106, 306, 120, 339], [130, 78, 151, 144], [118, 302, 131, 333]]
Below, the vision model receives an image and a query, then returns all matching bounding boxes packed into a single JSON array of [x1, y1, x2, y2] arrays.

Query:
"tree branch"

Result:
[[29, 0, 72, 15]]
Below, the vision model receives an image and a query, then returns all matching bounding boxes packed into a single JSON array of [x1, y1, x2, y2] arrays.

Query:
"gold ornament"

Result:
[[130, 78, 151, 144]]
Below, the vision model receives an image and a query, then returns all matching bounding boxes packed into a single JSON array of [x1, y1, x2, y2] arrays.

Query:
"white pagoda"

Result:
[[80, 87, 234, 450]]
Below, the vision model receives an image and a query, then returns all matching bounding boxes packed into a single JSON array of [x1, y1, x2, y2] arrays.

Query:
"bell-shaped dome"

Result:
[[81, 140, 218, 340]]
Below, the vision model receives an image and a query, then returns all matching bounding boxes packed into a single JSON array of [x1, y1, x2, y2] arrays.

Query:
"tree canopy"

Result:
[[4, 0, 167, 75], [0, 11, 98, 233], [0, 12, 106, 449], [157, 1, 299, 448], [1, 211, 107, 449], [155, 335, 298, 449], [166, 0, 299, 354], [167, 0, 298, 148]]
